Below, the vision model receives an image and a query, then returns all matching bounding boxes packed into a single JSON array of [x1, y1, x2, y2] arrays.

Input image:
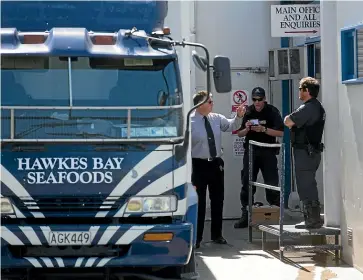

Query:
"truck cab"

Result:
[[0, 1, 231, 279]]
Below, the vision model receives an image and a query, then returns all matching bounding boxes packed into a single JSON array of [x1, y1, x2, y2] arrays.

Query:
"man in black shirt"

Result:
[[284, 77, 325, 229], [234, 87, 284, 228]]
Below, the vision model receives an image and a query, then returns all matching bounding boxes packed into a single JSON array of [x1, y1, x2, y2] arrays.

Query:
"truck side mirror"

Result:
[[213, 56, 232, 93], [192, 50, 208, 72]]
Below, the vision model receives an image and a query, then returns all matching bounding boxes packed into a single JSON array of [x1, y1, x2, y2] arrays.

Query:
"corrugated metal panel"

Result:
[[358, 29, 363, 78]]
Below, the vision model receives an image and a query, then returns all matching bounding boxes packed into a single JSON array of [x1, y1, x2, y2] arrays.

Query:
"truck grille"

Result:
[[16, 196, 124, 213]]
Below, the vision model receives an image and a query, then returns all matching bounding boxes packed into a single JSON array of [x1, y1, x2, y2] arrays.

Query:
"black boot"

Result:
[[295, 200, 323, 229], [309, 200, 323, 229], [234, 207, 248, 228]]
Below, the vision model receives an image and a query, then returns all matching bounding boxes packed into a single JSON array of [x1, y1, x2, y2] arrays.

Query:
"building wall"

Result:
[[325, 0, 363, 272]]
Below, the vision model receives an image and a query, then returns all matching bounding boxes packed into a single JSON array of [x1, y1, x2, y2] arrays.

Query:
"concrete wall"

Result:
[[321, 0, 363, 272]]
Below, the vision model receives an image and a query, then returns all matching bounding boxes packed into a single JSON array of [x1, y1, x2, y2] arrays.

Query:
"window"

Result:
[[306, 42, 321, 79], [341, 23, 363, 84], [1, 56, 184, 141]]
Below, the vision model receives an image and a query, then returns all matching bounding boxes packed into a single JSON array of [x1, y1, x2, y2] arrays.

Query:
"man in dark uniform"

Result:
[[234, 87, 284, 229], [284, 77, 325, 229]]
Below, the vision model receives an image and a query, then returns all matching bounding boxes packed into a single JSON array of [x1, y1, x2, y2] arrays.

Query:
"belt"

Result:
[[192, 157, 220, 162]]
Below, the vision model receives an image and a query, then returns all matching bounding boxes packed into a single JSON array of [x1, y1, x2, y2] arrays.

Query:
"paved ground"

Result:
[[195, 220, 363, 280]]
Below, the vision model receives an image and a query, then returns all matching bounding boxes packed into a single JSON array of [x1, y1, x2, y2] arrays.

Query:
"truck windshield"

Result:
[[1, 56, 183, 141]]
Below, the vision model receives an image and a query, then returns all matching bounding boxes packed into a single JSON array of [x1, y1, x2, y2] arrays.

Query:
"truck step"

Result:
[[181, 272, 200, 280], [281, 244, 342, 252]]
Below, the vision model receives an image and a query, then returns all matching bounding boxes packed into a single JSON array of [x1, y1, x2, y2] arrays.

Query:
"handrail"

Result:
[[247, 140, 285, 259]]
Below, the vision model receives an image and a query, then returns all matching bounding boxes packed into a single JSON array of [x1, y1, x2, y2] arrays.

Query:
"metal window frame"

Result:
[[341, 23, 363, 83], [268, 46, 305, 81]]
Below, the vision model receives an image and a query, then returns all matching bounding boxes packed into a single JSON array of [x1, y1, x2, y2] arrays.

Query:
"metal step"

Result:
[[255, 224, 341, 237], [281, 244, 342, 252]]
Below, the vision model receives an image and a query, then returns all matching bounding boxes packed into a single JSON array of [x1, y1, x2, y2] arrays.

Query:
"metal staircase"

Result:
[[247, 140, 342, 260]]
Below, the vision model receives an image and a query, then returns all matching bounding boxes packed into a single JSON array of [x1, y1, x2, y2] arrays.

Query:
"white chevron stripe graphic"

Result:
[[1, 226, 24, 245], [40, 226, 51, 243], [30, 212, 45, 218], [1, 165, 45, 218], [96, 145, 172, 217], [13, 205, 26, 218], [40, 257, 54, 268], [116, 225, 153, 245], [19, 226, 42, 245], [98, 226, 120, 245], [0, 165, 32, 199], [113, 204, 126, 218], [74, 257, 84, 267], [84, 257, 98, 267], [96, 257, 114, 267], [55, 257, 65, 267], [136, 165, 186, 196], [24, 257, 42, 268]]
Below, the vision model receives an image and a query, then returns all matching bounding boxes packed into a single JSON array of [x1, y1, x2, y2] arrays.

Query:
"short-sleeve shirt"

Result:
[[239, 103, 284, 147], [288, 98, 325, 144]]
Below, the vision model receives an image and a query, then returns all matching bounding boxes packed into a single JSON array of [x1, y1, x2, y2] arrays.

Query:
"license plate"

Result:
[[48, 231, 92, 245]]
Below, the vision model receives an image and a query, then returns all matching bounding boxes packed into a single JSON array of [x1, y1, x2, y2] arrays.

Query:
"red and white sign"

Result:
[[231, 90, 248, 106], [231, 90, 249, 135]]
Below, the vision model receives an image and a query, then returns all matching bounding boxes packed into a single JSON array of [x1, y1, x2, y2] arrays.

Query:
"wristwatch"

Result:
[[262, 126, 267, 133]]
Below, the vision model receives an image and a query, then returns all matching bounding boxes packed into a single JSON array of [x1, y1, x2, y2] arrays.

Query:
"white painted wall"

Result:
[[320, 0, 363, 272]]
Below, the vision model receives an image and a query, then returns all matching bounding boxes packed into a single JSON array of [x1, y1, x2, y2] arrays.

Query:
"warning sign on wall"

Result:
[[231, 90, 249, 136], [231, 90, 249, 106], [233, 137, 245, 157]]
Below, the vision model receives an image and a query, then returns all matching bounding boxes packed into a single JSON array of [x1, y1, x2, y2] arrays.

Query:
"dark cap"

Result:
[[251, 87, 266, 98]]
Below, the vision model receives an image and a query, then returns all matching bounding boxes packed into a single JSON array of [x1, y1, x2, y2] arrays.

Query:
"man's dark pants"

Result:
[[240, 148, 280, 208], [192, 158, 224, 243], [293, 148, 321, 202]]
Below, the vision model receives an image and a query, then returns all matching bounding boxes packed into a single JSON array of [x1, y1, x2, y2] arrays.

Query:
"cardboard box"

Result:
[[252, 206, 280, 224]]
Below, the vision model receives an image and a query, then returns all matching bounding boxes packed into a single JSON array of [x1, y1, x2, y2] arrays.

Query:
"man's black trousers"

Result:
[[191, 157, 224, 243], [293, 148, 321, 202], [240, 148, 280, 208]]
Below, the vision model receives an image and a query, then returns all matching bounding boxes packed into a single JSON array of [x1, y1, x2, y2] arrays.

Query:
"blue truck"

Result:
[[0, 1, 231, 279]]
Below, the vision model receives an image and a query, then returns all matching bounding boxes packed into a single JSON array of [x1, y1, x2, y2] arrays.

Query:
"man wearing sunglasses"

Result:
[[284, 77, 325, 229], [191, 90, 245, 248], [234, 87, 284, 229]]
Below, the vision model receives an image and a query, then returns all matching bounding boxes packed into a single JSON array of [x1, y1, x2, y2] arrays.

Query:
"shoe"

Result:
[[195, 242, 200, 249], [211, 236, 227, 244], [234, 208, 248, 228], [295, 200, 323, 229]]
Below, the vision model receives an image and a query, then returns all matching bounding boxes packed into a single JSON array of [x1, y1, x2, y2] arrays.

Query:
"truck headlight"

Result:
[[125, 196, 177, 213], [1, 197, 14, 215]]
